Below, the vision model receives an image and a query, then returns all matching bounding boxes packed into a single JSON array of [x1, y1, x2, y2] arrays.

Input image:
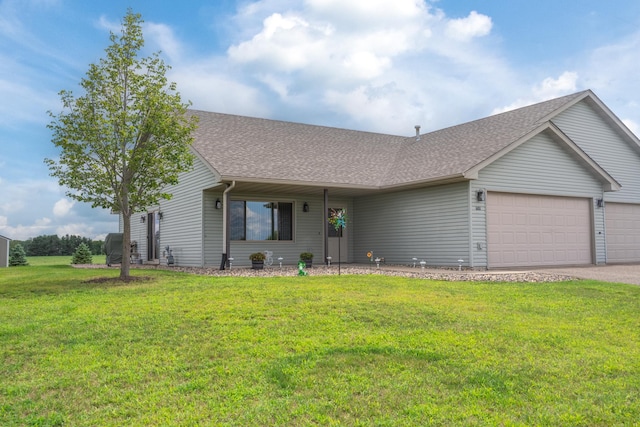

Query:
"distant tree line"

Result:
[[10, 235, 104, 256]]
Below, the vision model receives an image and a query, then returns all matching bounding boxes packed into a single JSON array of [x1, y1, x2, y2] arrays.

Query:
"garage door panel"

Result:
[[605, 203, 640, 263], [487, 193, 592, 268], [541, 250, 553, 262]]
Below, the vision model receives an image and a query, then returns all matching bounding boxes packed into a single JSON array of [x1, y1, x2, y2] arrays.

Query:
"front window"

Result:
[[230, 201, 293, 241]]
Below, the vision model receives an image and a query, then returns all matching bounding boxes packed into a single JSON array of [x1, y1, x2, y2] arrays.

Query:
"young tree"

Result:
[[71, 243, 93, 265], [46, 10, 197, 279], [9, 244, 29, 267]]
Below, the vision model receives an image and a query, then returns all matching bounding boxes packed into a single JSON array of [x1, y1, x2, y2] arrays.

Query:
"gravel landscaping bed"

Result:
[[75, 263, 576, 283]]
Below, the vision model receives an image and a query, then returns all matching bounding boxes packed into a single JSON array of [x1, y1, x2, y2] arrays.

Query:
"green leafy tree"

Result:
[[9, 244, 29, 267], [25, 235, 61, 256], [71, 243, 93, 264], [46, 10, 197, 279], [91, 240, 104, 255]]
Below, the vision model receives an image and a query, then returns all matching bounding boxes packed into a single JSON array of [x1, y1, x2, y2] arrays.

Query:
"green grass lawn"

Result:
[[1, 260, 639, 426]]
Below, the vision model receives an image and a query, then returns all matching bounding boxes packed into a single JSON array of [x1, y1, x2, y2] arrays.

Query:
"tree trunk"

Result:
[[120, 212, 132, 280]]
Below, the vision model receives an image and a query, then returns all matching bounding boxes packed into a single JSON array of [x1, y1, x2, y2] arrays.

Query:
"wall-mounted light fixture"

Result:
[[596, 198, 604, 208], [140, 215, 146, 223], [215, 198, 222, 209], [158, 212, 164, 220], [476, 190, 485, 202], [303, 202, 309, 212]]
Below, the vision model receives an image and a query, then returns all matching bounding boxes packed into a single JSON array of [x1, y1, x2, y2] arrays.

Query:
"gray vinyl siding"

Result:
[[203, 190, 224, 267], [473, 130, 606, 266], [222, 194, 332, 267], [470, 186, 487, 268], [553, 101, 640, 203], [159, 157, 220, 266], [353, 182, 471, 267], [127, 155, 220, 267]]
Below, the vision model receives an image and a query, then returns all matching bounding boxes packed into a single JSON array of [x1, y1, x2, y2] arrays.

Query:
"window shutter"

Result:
[[278, 203, 293, 241]]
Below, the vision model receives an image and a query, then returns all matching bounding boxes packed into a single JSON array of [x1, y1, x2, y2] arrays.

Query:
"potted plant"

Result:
[[300, 252, 313, 268], [249, 252, 266, 269]]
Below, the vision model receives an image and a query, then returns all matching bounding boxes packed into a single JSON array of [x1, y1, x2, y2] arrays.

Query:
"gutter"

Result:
[[219, 180, 236, 270]]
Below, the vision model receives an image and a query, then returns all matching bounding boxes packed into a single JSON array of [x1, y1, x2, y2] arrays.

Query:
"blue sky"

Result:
[[1, 0, 640, 241]]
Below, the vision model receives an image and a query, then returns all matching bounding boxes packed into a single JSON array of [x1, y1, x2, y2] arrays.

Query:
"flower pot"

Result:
[[252, 260, 264, 270], [304, 260, 312, 268]]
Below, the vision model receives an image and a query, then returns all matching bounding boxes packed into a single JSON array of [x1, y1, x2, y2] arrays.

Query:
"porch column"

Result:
[[324, 188, 328, 265]]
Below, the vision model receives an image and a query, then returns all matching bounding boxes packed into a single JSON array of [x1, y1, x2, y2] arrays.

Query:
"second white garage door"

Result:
[[605, 202, 640, 263], [487, 193, 592, 268]]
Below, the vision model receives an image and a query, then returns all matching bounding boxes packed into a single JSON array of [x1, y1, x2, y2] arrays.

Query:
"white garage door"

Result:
[[487, 193, 592, 268], [605, 203, 640, 263]]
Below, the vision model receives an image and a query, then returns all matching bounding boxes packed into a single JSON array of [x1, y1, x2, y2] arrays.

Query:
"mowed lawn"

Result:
[[1, 259, 639, 426]]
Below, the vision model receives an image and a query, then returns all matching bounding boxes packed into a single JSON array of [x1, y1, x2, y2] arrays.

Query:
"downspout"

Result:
[[219, 180, 236, 270]]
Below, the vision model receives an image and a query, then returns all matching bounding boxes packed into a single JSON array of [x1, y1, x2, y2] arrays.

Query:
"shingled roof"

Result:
[[189, 90, 600, 189], [189, 111, 406, 187], [383, 91, 589, 186]]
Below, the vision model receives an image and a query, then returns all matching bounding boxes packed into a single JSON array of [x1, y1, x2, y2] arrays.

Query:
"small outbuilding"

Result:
[[0, 235, 11, 268]]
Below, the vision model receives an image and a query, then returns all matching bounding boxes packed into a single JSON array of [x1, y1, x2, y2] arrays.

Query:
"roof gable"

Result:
[[464, 122, 620, 191]]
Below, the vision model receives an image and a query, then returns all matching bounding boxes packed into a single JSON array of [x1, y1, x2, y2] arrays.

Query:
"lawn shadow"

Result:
[[267, 345, 447, 392]]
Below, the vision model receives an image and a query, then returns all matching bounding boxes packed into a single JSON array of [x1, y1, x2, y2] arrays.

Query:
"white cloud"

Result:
[[228, 13, 331, 72], [0, 175, 116, 240], [96, 14, 120, 33], [226, 1, 433, 81], [445, 11, 492, 41], [0, 179, 58, 215], [305, 0, 428, 29], [533, 71, 578, 99], [56, 223, 95, 237], [217, 0, 520, 132], [35, 217, 51, 227], [53, 198, 75, 217], [0, 216, 52, 240], [342, 51, 391, 80], [492, 71, 579, 114], [145, 22, 182, 62], [169, 64, 270, 117]]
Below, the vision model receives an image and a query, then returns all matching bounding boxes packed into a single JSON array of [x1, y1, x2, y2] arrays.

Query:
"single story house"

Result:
[[0, 235, 10, 267], [123, 89, 640, 269]]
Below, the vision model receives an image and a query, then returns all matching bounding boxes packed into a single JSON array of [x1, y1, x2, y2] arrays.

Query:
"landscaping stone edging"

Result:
[[73, 264, 576, 283]]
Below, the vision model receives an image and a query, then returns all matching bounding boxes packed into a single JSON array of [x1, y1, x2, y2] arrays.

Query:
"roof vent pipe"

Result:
[[415, 125, 421, 141]]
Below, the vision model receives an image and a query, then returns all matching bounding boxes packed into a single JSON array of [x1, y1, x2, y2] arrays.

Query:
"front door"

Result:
[[147, 212, 160, 262], [327, 208, 348, 263]]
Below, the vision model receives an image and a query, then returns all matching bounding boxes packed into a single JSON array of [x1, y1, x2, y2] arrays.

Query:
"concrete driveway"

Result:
[[538, 264, 640, 285]]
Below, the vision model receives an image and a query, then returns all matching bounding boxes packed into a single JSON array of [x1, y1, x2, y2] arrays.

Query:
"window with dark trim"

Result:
[[230, 201, 293, 241]]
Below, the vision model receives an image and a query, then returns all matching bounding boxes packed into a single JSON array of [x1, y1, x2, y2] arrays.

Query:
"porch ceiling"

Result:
[[208, 180, 380, 198], [206, 175, 470, 198]]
